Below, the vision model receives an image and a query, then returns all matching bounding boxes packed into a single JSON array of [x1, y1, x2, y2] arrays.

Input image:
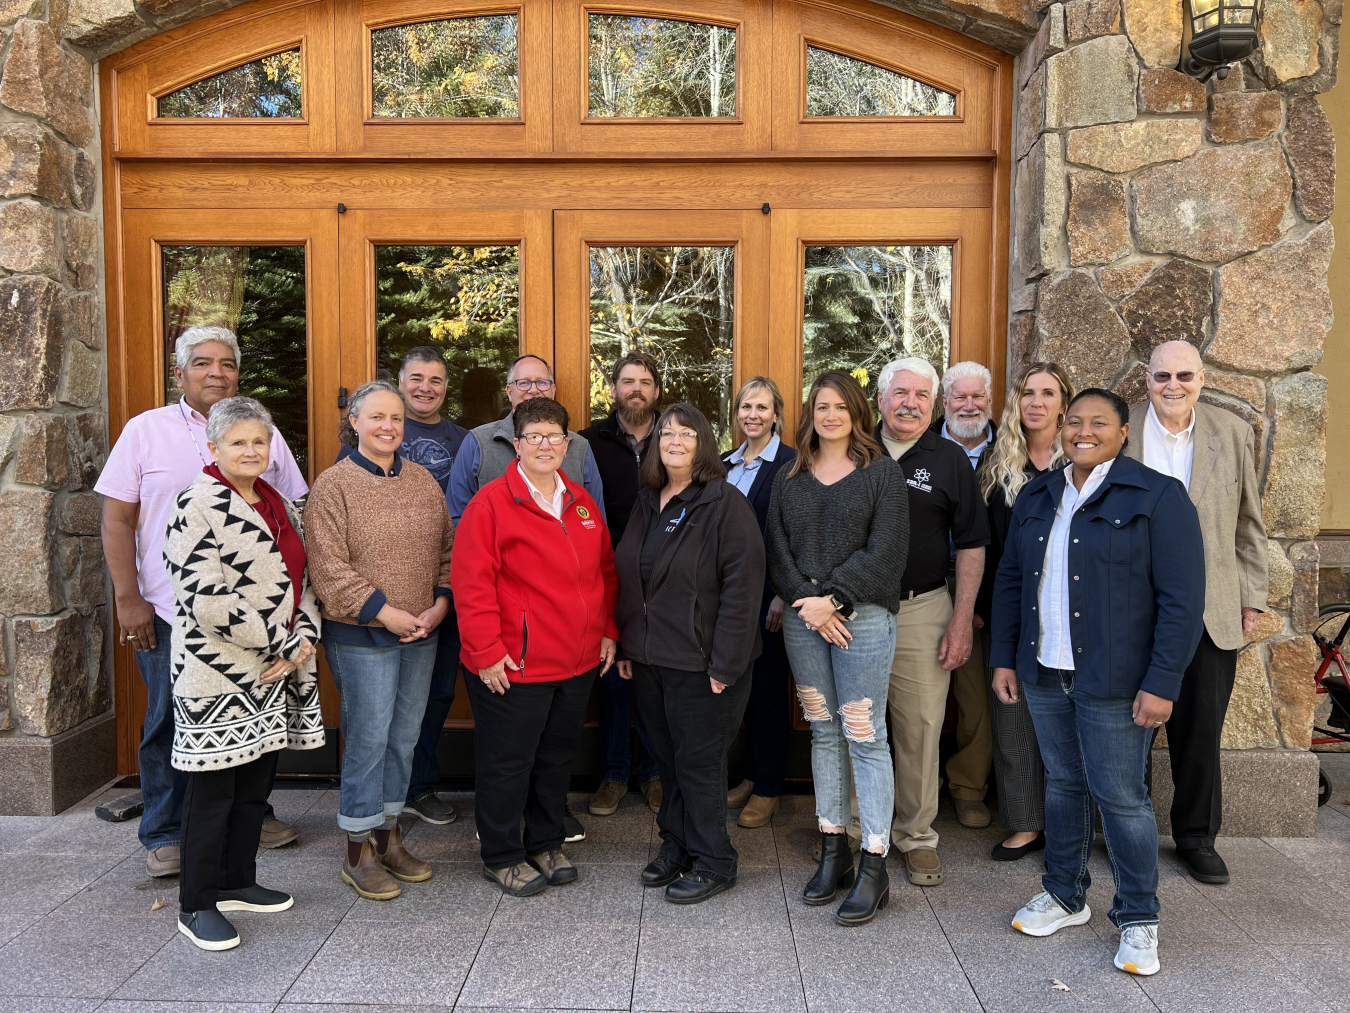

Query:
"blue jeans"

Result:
[[782, 603, 897, 854], [407, 608, 462, 801], [135, 617, 185, 850], [326, 633, 438, 833], [596, 667, 660, 785], [1023, 666, 1160, 929]]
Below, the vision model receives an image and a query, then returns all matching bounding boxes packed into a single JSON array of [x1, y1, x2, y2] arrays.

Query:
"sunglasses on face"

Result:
[[1151, 371, 1197, 384]]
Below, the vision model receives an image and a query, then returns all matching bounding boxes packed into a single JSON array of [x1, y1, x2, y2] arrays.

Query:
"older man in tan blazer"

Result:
[[1124, 340, 1268, 887]]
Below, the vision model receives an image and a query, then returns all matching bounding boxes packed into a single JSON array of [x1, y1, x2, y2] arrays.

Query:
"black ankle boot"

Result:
[[803, 832, 854, 906], [835, 850, 889, 926]]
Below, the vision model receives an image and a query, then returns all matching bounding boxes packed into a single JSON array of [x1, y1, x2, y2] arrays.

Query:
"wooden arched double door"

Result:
[[103, 0, 1012, 775]]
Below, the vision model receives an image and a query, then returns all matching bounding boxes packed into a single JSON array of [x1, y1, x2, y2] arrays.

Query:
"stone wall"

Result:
[[1011, 0, 1342, 755]]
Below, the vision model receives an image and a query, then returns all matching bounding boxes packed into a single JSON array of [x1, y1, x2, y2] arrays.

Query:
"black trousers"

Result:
[[466, 666, 598, 869], [635, 661, 753, 880], [180, 752, 272, 913], [1165, 630, 1238, 849], [744, 598, 791, 798]]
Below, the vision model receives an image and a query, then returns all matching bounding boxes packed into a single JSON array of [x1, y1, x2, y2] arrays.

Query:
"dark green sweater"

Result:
[[764, 456, 910, 614]]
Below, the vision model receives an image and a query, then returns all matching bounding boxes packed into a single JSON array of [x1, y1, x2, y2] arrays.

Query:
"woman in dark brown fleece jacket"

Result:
[[613, 403, 765, 906]]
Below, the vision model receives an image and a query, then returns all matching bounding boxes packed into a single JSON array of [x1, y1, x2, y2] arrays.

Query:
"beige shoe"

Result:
[[738, 795, 779, 828], [952, 799, 991, 829], [259, 818, 299, 849], [375, 824, 432, 883], [904, 847, 945, 886], [527, 848, 578, 885], [483, 860, 547, 897], [589, 780, 627, 816], [727, 779, 754, 808], [146, 845, 180, 878], [640, 778, 663, 815], [342, 840, 401, 900]]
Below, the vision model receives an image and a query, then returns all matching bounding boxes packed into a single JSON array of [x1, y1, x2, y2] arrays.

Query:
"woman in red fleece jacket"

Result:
[[453, 397, 618, 897]]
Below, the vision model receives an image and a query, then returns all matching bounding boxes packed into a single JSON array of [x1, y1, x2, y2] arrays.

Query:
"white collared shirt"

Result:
[[726, 433, 781, 496], [1038, 459, 1115, 670], [1143, 401, 1195, 489], [522, 468, 566, 520]]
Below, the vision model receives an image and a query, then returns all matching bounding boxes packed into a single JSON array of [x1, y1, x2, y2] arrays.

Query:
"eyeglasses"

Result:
[[519, 432, 567, 446], [1151, 371, 1197, 384], [659, 429, 699, 442], [509, 379, 555, 392]]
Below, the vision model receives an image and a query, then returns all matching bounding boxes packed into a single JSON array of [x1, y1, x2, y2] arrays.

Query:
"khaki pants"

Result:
[[946, 630, 992, 801], [889, 587, 952, 852]]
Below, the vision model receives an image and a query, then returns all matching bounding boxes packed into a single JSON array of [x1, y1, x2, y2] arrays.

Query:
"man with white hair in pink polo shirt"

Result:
[[95, 326, 309, 877]]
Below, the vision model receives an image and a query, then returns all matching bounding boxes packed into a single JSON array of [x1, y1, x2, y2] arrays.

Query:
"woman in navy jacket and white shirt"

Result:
[[720, 377, 798, 829], [990, 388, 1204, 980]]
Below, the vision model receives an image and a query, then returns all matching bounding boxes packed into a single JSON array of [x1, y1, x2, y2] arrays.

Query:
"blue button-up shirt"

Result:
[[941, 420, 991, 470], [726, 433, 781, 497]]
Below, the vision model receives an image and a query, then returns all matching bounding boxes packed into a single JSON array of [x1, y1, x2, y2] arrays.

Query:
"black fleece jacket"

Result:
[[613, 478, 765, 685]]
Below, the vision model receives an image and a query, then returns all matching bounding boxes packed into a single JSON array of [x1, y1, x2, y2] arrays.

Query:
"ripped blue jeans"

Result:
[[782, 603, 897, 854]]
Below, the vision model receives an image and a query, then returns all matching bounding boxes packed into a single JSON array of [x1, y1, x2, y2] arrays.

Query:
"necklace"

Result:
[[178, 399, 209, 467]]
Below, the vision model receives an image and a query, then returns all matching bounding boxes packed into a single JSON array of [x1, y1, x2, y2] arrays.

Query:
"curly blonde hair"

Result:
[[979, 362, 1074, 508]]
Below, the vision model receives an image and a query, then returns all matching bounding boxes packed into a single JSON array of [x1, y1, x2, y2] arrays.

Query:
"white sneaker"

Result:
[[1114, 924, 1160, 975], [1011, 891, 1092, 936]]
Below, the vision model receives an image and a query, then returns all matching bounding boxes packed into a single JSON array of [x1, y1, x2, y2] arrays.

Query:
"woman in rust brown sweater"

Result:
[[305, 380, 455, 902]]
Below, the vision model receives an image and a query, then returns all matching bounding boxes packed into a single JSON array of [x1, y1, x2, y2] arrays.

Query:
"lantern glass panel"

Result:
[[1192, 0, 1221, 32]]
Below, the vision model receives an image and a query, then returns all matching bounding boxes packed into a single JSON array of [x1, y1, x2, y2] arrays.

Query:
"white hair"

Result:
[[877, 357, 940, 398], [941, 360, 993, 402], [175, 325, 241, 371], [205, 395, 272, 445]]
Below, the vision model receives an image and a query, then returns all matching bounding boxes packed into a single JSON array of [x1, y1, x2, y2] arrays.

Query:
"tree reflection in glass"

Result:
[[589, 246, 736, 446], [802, 245, 951, 410], [805, 46, 955, 117], [157, 49, 303, 118], [371, 16, 519, 118], [588, 15, 737, 118], [162, 245, 309, 474], [375, 245, 519, 428]]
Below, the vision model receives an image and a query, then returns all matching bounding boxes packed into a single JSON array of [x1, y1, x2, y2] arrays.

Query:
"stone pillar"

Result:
[[1008, 0, 1341, 836]]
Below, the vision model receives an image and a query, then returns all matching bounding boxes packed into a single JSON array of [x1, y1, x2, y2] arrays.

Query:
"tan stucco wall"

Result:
[[1318, 80, 1350, 530]]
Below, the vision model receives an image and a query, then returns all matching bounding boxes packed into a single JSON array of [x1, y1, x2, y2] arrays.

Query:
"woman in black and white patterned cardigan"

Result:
[[163, 395, 324, 952]]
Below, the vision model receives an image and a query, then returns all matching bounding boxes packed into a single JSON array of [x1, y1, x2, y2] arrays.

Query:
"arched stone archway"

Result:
[[0, 0, 1341, 817]]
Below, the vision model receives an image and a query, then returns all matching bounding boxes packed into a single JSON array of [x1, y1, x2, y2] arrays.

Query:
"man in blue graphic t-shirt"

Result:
[[337, 346, 468, 825]]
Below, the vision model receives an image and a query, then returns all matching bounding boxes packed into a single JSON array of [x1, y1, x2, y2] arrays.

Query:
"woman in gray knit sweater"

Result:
[[765, 371, 909, 927]]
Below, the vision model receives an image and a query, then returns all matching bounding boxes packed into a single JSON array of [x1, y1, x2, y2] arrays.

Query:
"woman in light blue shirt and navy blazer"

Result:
[[720, 377, 797, 828], [990, 388, 1204, 979]]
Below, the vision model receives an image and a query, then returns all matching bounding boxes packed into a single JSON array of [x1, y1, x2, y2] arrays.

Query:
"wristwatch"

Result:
[[828, 593, 856, 620]]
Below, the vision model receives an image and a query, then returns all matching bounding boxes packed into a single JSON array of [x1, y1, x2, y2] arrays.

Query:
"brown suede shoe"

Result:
[[342, 840, 401, 900], [259, 819, 299, 849], [640, 778, 663, 815], [375, 824, 432, 883], [904, 847, 944, 886], [483, 861, 548, 897], [589, 780, 627, 816], [727, 779, 754, 809], [738, 794, 779, 828], [527, 848, 578, 885]]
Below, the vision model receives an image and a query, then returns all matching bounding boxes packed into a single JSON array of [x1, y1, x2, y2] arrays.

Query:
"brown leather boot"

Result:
[[374, 824, 433, 883], [342, 840, 401, 900], [726, 779, 754, 809], [738, 794, 780, 828]]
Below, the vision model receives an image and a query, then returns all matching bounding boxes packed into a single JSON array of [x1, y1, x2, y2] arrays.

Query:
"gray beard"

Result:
[[947, 414, 990, 441]]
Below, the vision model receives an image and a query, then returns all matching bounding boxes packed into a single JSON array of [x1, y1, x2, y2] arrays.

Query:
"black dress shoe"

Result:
[[835, 851, 889, 926], [641, 854, 692, 888], [804, 831, 855, 906], [1178, 845, 1230, 885], [665, 871, 735, 904], [991, 833, 1046, 863], [216, 884, 294, 912], [178, 909, 240, 951]]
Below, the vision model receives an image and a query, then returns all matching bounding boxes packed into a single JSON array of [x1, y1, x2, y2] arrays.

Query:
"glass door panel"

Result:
[[768, 207, 997, 438], [553, 210, 770, 435], [114, 208, 340, 774]]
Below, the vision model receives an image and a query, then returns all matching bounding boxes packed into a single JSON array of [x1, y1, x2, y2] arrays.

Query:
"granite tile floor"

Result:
[[7, 755, 1350, 1013]]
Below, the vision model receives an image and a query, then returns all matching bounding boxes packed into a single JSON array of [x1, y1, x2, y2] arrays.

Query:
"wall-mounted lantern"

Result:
[[1180, 0, 1262, 80]]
